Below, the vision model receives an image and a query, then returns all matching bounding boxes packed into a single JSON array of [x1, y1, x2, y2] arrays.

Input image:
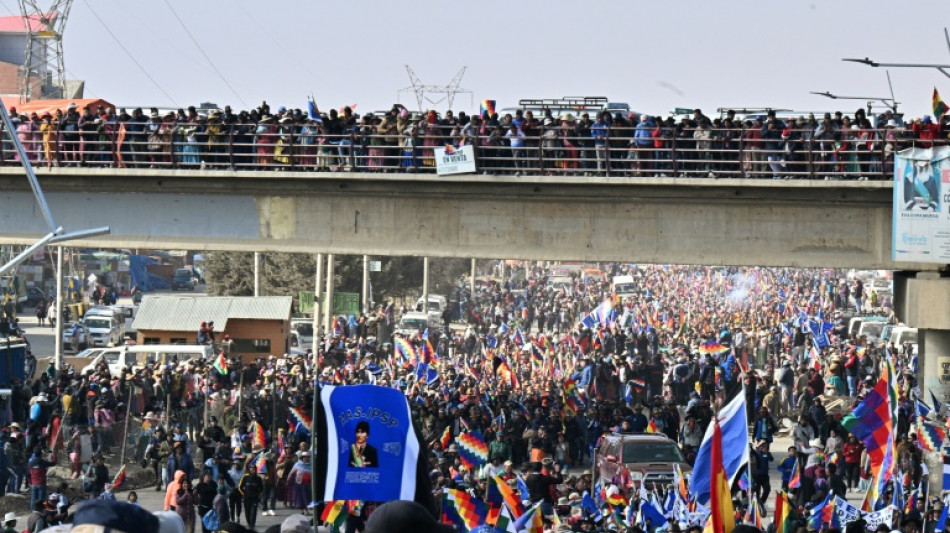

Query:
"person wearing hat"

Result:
[[1, 512, 16, 533], [168, 440, 195, 485]]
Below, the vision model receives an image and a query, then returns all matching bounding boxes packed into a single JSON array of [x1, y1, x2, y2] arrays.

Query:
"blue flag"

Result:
[[581, 314, 597, 329], [314, 385, 419, 501], [918, 400, 933, 418], [581, 491, 603, 521], [933, 389, 945, 415], [639, 500, 667, 529], [689, 388, 749, 505], [624, 383, 633, 405], [307, 99, 321, 121]]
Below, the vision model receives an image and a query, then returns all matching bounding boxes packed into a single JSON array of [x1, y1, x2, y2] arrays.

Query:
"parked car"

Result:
[[13, 287, 45, 312], [171, 268, 196, 291]]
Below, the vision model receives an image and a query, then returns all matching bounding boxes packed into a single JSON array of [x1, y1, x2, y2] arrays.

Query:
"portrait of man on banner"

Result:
[[349, 420, 378, 468]]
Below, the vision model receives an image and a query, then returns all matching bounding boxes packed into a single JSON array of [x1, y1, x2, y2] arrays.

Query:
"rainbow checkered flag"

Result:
[[456, 430, 489, 470], [442, 488, 489, 531]]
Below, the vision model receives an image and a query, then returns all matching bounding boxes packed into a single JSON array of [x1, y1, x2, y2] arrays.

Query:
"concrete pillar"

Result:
[[54, 246, 63, 370], [313, 253, 323, 357], [422, 257, 429, 314], [362, 255, 370, 314], [324, 254, 335, 336], [253, 252, 261, 297], [894, 271, 950, 496], [470, 258, 476, 296]]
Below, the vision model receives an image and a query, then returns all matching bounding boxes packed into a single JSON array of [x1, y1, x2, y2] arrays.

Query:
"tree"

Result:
[[202, 252, 470, 312]]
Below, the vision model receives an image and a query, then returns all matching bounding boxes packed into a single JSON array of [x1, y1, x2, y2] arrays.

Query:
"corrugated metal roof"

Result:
[[133, 295, 292, 332]]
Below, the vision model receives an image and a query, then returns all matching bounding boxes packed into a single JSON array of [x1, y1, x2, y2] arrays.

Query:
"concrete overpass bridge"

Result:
[[0, 166, 921, 270]]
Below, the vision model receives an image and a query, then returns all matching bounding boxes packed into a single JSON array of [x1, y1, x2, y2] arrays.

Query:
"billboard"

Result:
[[892, 146, 950, 263], [434, 144, 476, 175]]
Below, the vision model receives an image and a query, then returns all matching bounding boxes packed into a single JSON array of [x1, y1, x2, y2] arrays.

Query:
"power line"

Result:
[[161, 0, 247, 107], [81, 0, 177, 105], [107, 0, 205, 71]]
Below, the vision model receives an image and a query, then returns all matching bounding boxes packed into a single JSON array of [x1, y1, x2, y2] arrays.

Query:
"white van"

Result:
[[83, 307, 125, 348], [290, 319, 314, 350], [612, 275, 637, 300], [81, 344, 214, 376], [891, 327, 918, 351], [416, 295, 447, 321]]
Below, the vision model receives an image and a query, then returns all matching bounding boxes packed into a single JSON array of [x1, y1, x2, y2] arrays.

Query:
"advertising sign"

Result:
[[893, 146, 950, 263], [434, 145, 477, 176]]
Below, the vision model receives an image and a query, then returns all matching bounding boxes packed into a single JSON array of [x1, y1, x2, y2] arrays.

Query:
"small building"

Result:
[[133, 295, 292, 363]]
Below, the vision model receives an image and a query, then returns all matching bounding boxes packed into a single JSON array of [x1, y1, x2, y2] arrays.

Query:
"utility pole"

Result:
[[54, 246, 63, 369], [422, 257, 430, 315], [324, 255, 335, 337], [362, 255, 370, 314]]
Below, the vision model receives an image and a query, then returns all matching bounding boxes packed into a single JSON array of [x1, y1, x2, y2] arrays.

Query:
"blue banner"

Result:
[[314, 385, 419, 501]]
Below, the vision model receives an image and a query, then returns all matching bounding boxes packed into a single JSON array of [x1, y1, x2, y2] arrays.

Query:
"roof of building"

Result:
[[133, 295, 292, 332], [0, 13, 56, 33], [0, 98, 115, 116]]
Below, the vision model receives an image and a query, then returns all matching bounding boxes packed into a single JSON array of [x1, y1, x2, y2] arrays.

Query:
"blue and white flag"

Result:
[[933, 389, 945, 416], [689, 388, 749, 505], [580, 491, 603, 521], [314, 385, 419, 502], [307, 98, 322, 122]]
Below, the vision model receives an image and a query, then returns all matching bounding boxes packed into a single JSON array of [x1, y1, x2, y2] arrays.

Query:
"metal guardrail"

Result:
[[1, 122, 945, 179]]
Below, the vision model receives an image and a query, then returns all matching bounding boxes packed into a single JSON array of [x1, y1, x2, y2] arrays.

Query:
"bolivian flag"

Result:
[[320, 501, 347, 531]]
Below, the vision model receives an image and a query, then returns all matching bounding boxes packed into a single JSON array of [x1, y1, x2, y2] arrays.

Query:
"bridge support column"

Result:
[[893, 270, 950, 495]]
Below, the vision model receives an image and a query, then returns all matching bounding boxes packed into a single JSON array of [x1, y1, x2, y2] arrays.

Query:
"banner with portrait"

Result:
[[313, 384, 419, 502], [893, 146, 950, 263]]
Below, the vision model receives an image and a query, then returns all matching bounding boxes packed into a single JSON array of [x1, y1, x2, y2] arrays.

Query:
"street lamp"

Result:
[[810, 91, 899, 113], [842, 28, 950, 79]]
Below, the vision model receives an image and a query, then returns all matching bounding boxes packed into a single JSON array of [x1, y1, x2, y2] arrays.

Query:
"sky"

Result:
[[14, 0, 950, 118]]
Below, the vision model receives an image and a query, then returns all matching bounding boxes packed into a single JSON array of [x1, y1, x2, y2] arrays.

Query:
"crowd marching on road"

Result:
[[0, 262, 936, 533], [3, 101, 949, 179]]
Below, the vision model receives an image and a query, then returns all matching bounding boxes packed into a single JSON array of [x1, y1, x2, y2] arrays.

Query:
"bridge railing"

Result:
[[0, 122, 943, 179]]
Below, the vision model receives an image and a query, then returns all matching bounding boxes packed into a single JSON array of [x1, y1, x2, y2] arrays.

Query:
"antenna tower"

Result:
[[17, 0, 74, 101], [398, 65, 473, 112]]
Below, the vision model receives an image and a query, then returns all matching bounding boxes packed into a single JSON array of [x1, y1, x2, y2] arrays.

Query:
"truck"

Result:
[[0, 337, 27, 397]]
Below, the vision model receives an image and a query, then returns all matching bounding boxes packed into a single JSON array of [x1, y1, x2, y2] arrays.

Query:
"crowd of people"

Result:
[[4, 101, 949, 179], [0, 261, 934, 533]]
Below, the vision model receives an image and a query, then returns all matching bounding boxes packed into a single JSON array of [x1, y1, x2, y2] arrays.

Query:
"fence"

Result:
[[3, 121, 945, 179]]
